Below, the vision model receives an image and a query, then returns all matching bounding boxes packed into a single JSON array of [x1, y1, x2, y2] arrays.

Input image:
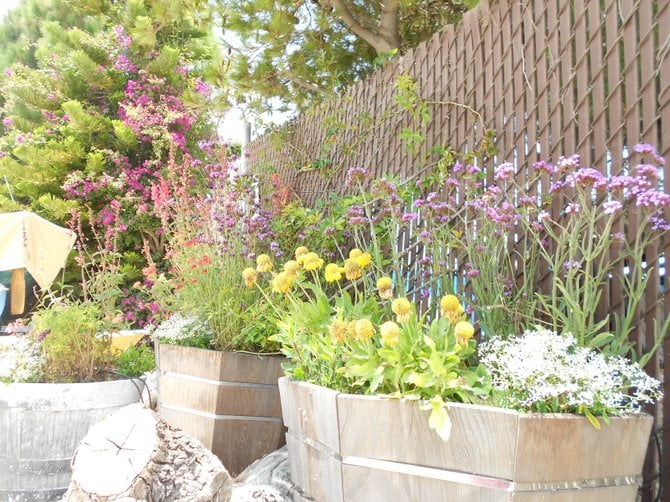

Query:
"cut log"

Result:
[[64, 403, 232, 501]]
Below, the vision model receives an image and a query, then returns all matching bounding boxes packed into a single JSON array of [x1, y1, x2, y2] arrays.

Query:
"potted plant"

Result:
[[149, 153, 285, 476], [0, 300, 153, 501], [260, 151, 666, 501]]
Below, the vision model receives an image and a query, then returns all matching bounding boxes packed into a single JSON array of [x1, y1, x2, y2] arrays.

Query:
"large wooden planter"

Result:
[[157, 344, 286, 476], [279, 377, 653, 502], [0, 378, 144, 501]]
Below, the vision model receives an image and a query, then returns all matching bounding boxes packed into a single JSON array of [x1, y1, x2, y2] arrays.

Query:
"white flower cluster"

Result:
[[152, 313, 214, 343], [0, 336, 44, 383], [478, 328, 662, 414]]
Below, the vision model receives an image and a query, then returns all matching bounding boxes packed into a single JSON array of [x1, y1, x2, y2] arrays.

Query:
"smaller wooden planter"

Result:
[[279, 377, 653, 502], [157, 344, 286, 476]]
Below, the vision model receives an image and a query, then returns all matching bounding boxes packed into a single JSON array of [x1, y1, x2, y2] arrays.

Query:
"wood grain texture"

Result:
[[158, 346, 286, 477], [280, 378, 652, 501], [337, 395, 519, 480]]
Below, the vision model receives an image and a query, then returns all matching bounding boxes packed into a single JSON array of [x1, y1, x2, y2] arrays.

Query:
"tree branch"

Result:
[[325, 0, 401, 54], [279, 69, 326, 94]]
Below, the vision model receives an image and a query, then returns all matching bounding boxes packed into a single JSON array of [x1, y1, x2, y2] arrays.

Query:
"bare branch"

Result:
[[325, 0, 401, 54]]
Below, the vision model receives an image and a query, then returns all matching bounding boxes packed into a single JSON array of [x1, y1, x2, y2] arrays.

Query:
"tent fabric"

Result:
[[0, 211, 76, 290]]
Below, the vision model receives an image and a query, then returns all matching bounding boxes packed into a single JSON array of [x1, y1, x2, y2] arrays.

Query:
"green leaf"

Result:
[[584, 409, 601, 430], [422, 395, 452, 441]]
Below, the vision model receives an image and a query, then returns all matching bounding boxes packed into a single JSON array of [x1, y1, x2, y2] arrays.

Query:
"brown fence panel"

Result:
[[247, 0, 670, 497]]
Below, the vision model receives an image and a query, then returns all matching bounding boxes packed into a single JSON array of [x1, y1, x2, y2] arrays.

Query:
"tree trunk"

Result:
[[64, 403, 233, 501]]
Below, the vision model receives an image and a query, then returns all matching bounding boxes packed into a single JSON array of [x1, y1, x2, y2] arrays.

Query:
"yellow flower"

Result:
[[242, 267, 258, 288], [324, 263, 343, 282], [354, 319, 375, 341], [454, 321, 475, 346], [380, 321, 400, 347], [346, 321, 357, 338], [355, 252, 372, 269], [343, 259, 362, 280], [295, 246, 309, 264], [440, 294, 463, 323], [391, 298, 412, 323], [302, 252, 324, 271], [329, 319, 347, 343], [376, 276, 393, 299], [256, 254, 273, 273], [349, 248, 363, 259], [284, 260, 301, 276], [272, 271, 294, 293]]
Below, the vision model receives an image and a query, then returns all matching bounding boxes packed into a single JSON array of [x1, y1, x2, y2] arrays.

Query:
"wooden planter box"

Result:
[[0, 378, 144, 501], [279, 377, 653, 502], [157, 344, 286, 476]]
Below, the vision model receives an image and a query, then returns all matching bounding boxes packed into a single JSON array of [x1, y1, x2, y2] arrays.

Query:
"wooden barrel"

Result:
[[0, 378, 144, 501], [279, 377, 653, 502], [157, 344, 286, 476]]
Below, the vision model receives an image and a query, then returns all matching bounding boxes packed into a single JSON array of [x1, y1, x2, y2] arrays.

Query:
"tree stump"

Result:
[[64, 403, 232, 501]]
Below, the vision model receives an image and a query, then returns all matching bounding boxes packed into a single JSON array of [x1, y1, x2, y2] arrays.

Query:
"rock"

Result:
[[232, 447, 313, 502], [64, 403, 232, 501]]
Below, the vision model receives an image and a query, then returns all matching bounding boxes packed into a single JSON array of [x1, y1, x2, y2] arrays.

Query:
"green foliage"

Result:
[[221, 0, 476, 116], [30, 301, 113, 383], [115, 343, 155, 377]]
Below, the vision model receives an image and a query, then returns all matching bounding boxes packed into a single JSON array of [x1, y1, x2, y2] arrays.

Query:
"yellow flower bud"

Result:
[[354, 319, 375, 341], [242, 267, 258, 288], [391, 298, 412, 323], [302, 252, 324, 271], [454, 321, 475, 346], [349, 248, 363, 259], [272, 271, 294, 293], [324, 263, 343, 282], [295, 246, 309, 264], [343, 259, 362, 280], [380, 321, 400, 347], [284, 260, 301, 276], [440, 294, 464, 324], [329, 319, 347, 343], [376, 276, 393, 299], [256, 254, 273, 273], [356, 252, 372, 268]]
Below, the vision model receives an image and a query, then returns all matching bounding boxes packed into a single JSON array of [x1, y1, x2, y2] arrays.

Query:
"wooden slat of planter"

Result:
[[286, 431, 343, 502], [337, 395, 519, 480], [278, 378, 340, 452], [158, 345, 223, 381], [513, 412, 653, 483], [158, 373, 283, 417]]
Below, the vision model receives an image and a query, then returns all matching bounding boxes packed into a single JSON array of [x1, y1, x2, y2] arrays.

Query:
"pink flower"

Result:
[[602, 201, 622, 214]]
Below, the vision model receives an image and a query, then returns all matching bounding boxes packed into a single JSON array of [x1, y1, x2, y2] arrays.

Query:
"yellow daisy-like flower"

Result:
[[343, 259, 362, 280], [302, 252, 324, 271], [355, 252, 372, 269], [391, 298, 412, 323], [440, 294, 463, 324], [376, 276, 393, 299], [380, 321, 400, 347], [324, 263, 343, 282], [295, 246, 309, 264], [284, 260, 301, 276], [454, 321, 475, 346], [256, 254, 273, 273], [354, 319, 375, 341], [272, 271, 294, 293], [329, 319, 347, 343], [349, 248, 363, 259], [242, 267, 258, 288]]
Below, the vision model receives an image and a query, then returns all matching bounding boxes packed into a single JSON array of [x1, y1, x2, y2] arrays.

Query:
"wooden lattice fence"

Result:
[[247, 0, 670, 498]]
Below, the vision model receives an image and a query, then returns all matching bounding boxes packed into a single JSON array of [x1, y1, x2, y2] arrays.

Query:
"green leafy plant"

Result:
[[30, 301, 114, 383], [115, 344, 155, 378], [246, 246, 490, 440]]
